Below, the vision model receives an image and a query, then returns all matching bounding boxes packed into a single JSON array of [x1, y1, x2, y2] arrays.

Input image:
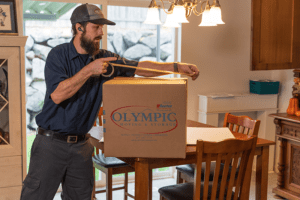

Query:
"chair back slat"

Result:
[[194, 137, 257, 200], [223, 113, 260, 136], [203, 153, 212, 199], [219, 153, 233, 200], [240, 138, 257, 199], [228, 123, 234, 131], [244, 127, 250, 135], [234, 125, 240, 133], [226, 152, 240, 199], [94, 107, 103, 126], [240, 126, 245, 133], [211, 154, 223, 200], [194, 140, 204, 200], [232, 150, 251, 200]]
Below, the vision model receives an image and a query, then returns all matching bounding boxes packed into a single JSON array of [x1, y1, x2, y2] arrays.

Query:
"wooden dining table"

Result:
[[89, 120, 275, 200]]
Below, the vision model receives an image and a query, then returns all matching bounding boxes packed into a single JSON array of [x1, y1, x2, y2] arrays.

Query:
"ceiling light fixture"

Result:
[[144, 0, 225, 27]]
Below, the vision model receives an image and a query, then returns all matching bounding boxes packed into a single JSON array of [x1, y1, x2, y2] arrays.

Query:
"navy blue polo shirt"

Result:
[[35, 38, 138, 135]]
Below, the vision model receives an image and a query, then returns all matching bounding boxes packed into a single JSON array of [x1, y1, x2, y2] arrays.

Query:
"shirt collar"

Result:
[[69, 37, 80, 60]]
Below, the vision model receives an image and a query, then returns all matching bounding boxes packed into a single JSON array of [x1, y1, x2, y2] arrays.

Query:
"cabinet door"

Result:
[[285, 142, 300, 195], [0, 47, 22, 157], [252, 0, 300, 70]]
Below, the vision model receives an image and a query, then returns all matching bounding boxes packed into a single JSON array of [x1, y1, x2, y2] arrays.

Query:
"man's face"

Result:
[[80, 23, 104, 56]]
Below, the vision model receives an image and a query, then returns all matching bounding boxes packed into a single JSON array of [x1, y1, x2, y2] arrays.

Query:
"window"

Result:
[[107, 5, 181, 78]]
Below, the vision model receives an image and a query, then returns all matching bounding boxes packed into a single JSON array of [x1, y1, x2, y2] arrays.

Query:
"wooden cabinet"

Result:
[[0, 37, 27, 200], [270, 113, 300, 199], [252, 0, 300, 70]]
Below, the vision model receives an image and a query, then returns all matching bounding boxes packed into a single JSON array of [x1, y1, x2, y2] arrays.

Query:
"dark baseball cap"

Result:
[[70, 3, 116, 25]]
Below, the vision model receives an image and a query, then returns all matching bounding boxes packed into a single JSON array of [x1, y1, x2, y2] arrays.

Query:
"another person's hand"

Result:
[[178, 63, 199, 80], [88, 57, 117, 76]]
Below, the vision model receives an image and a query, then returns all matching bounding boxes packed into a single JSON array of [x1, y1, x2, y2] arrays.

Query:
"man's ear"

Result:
[[76, 23, 83, 33]]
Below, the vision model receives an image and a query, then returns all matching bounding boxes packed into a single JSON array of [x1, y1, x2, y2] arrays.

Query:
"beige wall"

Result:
[[271, 70, 293, 112], [181, 0, 293, 120]]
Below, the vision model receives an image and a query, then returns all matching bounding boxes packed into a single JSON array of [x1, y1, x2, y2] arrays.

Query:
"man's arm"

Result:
[[135, 61, 199, 80], [51, 57, 117, 104]]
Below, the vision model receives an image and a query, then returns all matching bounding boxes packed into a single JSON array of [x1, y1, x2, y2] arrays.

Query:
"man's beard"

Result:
[[80, 32, 102, 56]]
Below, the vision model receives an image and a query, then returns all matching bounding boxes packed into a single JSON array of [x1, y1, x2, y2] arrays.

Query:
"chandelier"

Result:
[[143, 0, 225, 27]]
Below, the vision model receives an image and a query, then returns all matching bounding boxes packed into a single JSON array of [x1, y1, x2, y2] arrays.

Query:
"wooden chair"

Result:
[[159, 136, 257, 200], [176, 113, 261, 184], [91, 107, 135, 200]]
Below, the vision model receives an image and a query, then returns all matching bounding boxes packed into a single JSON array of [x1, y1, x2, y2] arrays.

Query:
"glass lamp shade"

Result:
[[199, 9, 217, 26], [210, 6, 225, 24], [143, 7, 162, 24], [173, 5, 189, 23], [163, 13, 180, 27]]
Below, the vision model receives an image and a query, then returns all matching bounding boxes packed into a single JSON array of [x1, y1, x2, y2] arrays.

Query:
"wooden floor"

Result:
[[54, 172, 282, 200]]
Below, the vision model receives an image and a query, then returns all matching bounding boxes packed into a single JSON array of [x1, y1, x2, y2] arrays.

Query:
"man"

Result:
[[20, 3, 199, 200]]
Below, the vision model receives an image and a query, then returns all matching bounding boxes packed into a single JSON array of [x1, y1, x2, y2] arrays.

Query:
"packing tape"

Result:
[[103, 62, 194, 77]]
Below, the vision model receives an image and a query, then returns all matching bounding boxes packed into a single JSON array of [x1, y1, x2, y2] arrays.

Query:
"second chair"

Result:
[[92, 107, 135, 200], [176, 113, 260, 184]]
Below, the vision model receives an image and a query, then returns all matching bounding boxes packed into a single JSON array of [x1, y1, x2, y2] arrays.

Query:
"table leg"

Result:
[[149, 169, 152, 200], [135, 158, 150, 200], [256, 146, 269, 200]]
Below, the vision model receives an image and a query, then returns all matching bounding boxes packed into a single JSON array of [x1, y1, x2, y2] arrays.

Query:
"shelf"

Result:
[[0, 36, 28, 47]]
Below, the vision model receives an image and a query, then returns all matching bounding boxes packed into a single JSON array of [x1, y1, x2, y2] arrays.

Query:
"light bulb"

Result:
[[163, 13, 180, 27], [199, 5, 217, 26], [143, 7, 162, 24], [173, 5, 189, 23], [210, 6, 225, 24]]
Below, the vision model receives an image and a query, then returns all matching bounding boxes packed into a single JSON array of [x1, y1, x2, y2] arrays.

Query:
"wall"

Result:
[[272, 70, 294, 112], [181, 0, 293, 121]]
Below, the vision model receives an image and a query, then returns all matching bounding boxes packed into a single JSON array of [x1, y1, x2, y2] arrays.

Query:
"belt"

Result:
[[38, 128, 86, 143]]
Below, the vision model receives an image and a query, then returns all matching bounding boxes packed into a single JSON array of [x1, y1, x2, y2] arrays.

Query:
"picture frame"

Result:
[[0, 1, 17, 35]]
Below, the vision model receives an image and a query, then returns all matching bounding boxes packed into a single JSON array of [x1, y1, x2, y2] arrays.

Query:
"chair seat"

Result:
[[92, 153, 129, 168], [158, 182, 234, 200], [176, 164, 195, 178], [176, 162, 239, 182], [176, 162, 217, 181]]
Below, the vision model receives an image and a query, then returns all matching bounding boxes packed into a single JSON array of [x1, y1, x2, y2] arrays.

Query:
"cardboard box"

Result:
[[103, 77, 187, 158]]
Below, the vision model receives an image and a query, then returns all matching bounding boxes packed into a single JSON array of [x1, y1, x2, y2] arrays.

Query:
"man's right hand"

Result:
[[88, 57, 117, 76]]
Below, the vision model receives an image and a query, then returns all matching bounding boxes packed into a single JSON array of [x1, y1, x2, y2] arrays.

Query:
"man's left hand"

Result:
[[178, 63, 199, 80]]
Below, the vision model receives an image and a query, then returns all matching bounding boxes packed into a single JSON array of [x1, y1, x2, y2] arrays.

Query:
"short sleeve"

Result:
[[99, 50, 138, 77], [44, 48, 69, 96], [114, 56, 138, 77]]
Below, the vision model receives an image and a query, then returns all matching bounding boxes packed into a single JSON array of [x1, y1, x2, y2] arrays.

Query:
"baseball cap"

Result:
[[70, 3, 116, 25]]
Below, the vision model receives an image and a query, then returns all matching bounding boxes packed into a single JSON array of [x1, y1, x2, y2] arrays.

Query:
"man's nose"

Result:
[[98, 27, 104, 35]]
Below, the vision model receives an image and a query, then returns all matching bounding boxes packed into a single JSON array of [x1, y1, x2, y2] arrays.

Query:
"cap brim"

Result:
[[89, 19, 116, 25]]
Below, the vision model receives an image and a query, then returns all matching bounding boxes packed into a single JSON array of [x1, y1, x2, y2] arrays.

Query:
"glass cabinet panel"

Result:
[[0, 59, 9, 146]]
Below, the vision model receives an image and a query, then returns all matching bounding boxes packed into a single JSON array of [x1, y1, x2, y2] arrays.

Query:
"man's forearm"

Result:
[[51, 66, 92, 104], [135, 61, 174, 77], [135, 60, 199, 80]]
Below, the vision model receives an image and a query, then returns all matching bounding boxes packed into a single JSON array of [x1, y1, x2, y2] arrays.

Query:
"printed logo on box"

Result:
[[156, 104, 172, 109], [110, 105, 178, 134]]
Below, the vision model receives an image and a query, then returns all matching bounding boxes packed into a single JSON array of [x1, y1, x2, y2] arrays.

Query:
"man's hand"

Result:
[[88, 57, 117, 76], [178, 63, 199, 80]]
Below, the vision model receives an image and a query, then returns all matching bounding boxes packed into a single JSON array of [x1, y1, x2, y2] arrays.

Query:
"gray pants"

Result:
[[20, 133, 94, 200]]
